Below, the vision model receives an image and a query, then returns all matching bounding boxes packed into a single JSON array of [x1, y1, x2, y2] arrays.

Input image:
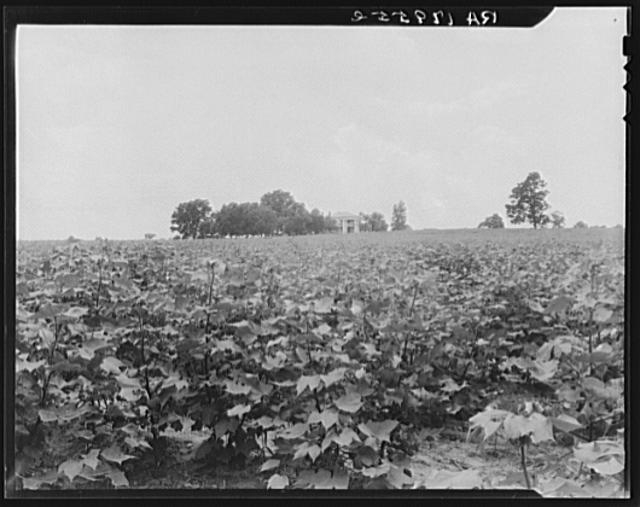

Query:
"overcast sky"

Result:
[[16, 8, 627, 239]]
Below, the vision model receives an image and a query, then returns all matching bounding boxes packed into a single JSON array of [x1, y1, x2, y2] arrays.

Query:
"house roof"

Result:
[[332, 211, 360, 220]]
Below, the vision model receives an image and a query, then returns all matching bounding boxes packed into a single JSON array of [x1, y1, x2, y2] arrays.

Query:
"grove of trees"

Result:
[[469, 173, 592, 230], [170, 191, 391, 238]]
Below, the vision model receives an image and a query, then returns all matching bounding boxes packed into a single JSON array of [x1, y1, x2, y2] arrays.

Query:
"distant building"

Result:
[[333, 212, 360, 234], [144, 233, 156, 240]]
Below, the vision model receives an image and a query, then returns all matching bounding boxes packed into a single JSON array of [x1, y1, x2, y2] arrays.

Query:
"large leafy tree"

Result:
[[170, 199, 213, 239], [478, 213, 504, 229], [260, 189, 297, 215], [260, 190, 312, 234], [505, 172, 551, 229], [391, 201, 408, 231]]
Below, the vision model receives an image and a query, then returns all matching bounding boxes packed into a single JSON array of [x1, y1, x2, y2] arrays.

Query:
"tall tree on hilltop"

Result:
[[170, 199, 212, 239], [391, 201, 408, 231], [505, 172, 551, 229]]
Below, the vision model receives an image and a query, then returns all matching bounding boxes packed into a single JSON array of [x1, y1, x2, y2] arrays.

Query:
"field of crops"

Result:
[[13, 228, 626, 495]]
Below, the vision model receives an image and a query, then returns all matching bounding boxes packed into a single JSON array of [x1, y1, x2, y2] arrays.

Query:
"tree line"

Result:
[[170, 190, 407, 239], [170, 173, 609, 239]]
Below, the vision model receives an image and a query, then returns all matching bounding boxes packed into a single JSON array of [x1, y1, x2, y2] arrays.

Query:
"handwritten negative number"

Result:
[[350, 9, 498, 26]]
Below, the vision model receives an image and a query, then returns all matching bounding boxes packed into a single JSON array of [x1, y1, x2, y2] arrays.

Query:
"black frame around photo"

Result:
[[3, 2, 636, 501]]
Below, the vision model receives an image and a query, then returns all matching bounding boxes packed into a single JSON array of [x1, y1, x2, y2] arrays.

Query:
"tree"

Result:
[[505, 172, 550, 229], [170, 199, 212, 239], [391, 201, 408, 231], [369, 212, 388, 231], [246, 204, 279, 235], [478, 213, 504, 229], [214, 202, 278, 236], [573, 221, 588, 229], [360, 212, 388, 232], [260, 190, 313, 235], [260, 189, 297, 215], [324, 213, 339, 233], [282, 202, 312, 235], [212, 203, 240, 236], [550, 211, 565, 228], [308, 209, 328, 234], [199, 217, 217, 238]]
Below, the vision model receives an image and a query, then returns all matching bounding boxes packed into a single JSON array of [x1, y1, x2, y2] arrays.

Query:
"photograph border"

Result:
[[3, 1, 636, 501]]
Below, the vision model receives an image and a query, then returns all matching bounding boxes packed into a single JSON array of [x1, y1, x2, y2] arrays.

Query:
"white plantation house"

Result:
[[333, 212, 360, 234]]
